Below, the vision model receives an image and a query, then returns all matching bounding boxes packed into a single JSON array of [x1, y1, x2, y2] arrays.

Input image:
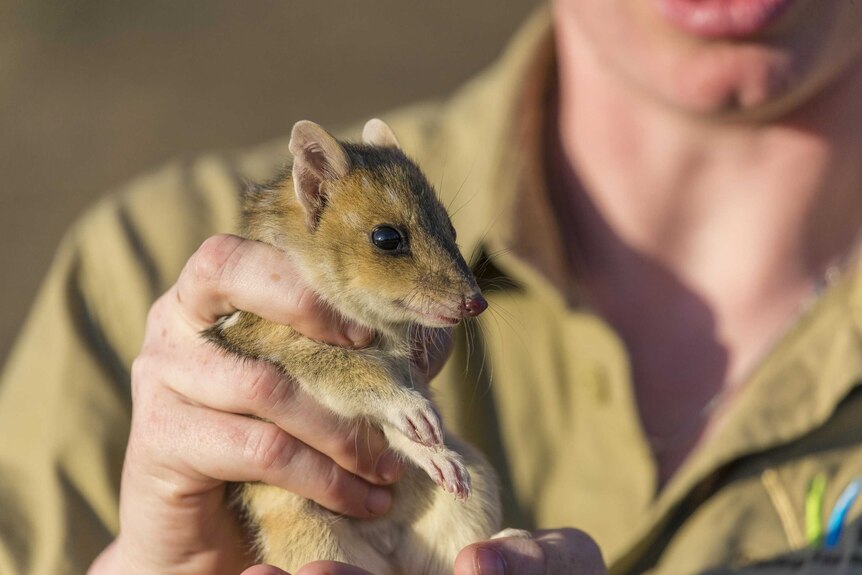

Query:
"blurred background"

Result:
[[0, 0, 542, 364]]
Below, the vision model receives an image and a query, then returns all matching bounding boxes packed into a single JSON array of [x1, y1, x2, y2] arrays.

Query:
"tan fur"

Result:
[[205, 119, 501, 574]]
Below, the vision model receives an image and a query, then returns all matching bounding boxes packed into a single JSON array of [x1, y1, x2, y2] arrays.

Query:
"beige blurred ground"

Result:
[[0, 1, 542, 364]]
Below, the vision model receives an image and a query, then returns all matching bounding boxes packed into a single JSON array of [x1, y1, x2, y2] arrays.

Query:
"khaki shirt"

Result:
[[2, 8, 862, 574]]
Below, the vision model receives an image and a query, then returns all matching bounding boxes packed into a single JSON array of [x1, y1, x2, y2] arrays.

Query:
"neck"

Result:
[[555, 39, 862, 291], [551, 13, 862, 482]]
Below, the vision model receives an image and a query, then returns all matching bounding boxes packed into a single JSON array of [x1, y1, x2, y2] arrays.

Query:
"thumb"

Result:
[[454, 529, 606, 575], [241, 565, 291, 575], [296, 560, 376, 575]]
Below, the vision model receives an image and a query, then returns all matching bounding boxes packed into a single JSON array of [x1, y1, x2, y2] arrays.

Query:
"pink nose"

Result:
[[462, 294, 488, 317]]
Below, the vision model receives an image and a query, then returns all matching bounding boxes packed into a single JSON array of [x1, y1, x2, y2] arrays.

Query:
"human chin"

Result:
[[650, 45, 862, 122], [628, 0, 862, 119], [554, 0, 862, 120], [637, 41, 801, 119]]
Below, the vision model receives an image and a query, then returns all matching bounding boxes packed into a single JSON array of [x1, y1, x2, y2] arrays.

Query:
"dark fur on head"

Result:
[[239, 123, 482, 333]]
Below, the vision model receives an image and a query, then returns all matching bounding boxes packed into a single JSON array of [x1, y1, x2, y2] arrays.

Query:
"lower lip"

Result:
[[401, 303, 461, 325], [428, 314, 460, 326], [651, 0, 794, 38], [416, 315, 460, 327]]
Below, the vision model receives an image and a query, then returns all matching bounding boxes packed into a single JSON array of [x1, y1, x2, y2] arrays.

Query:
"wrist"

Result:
[[88, 532, 254, 575]]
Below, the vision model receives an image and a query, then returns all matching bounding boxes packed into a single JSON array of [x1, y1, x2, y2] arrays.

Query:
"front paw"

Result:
[[417, 447, 471, 500], [386, 391, 443, 447]]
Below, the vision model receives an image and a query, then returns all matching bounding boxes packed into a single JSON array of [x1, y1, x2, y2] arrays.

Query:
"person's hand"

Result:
[[89, 234, 453, 575], [283, 529, 607, 575], [454, 529, 607, 575]]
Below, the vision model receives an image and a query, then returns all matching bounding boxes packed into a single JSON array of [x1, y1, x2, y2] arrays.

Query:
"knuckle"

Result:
[[243, 367, 294, 413], [289, 284, 320, 319], [510, 538, 548, 573], [246, 425, 297, 473], [319, 462, 355, 510], [142, 292, 177, 345], [330, 424, 368, 470], [129, 357, 146, 400], [533, 528, 604, 573], [150, 475, 196, 507], [528, 539, 547, 562], [129, 354, 157, 403], [190, 234, 246, 292], [144, 295, 167, 329], [560, 528, 603, 558], [130, 355, 148, 384], [127, 388, 171, 458]]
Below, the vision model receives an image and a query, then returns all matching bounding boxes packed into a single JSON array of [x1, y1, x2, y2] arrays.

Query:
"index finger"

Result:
[[175, 234, 371, 347]]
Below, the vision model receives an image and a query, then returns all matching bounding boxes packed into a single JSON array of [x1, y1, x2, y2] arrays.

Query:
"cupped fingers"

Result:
[[173, 234, 371, 346], [139, 339, 400, 485], [131, 393, 393, 519]]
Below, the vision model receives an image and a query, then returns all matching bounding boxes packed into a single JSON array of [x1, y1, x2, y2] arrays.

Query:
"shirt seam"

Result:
[[761, 468, 807, 550]]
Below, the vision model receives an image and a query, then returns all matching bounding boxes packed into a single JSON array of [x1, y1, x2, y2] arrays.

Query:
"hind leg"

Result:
[[394, 440, 502, 575], [241, 483, 394, 574], [398, 486, 500, 575], [242, 483, 343, 570]]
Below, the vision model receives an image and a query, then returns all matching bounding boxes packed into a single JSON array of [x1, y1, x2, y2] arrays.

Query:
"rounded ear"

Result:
[[362, 118, 401, 149], [289, 121, 351, 230]]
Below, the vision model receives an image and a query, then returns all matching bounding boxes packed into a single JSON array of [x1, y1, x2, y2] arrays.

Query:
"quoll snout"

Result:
[[461, 293, 488, 317]]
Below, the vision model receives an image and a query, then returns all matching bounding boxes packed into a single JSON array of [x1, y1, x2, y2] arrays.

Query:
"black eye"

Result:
[[371, 225, 407, 252]]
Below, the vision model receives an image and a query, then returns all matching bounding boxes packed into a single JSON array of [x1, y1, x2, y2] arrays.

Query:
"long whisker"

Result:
[[446, 159, 476, 215]]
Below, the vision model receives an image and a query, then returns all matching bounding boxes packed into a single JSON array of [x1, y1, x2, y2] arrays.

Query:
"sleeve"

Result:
[[0, 151, 246, 574], [0, 223, 132, 575]]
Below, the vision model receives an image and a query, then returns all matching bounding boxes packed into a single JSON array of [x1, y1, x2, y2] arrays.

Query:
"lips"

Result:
[[398, 301, 461, 326], [413, 308, 461, 326], [652, 0, 794, 38], [412, 310, 461, 326]]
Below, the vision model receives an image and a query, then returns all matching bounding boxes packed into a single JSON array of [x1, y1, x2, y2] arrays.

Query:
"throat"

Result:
[[584, 252, 823, 485]]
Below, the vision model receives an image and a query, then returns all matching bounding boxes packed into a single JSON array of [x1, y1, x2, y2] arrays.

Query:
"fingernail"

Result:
[[344, 322, 372, 347], [376, 450, 402, 483], [366, 486, 392, 516], [475, 547, 506, 575]]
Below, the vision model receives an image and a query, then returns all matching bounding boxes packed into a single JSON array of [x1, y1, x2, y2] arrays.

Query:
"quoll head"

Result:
[[285, 119, 487, 329]]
